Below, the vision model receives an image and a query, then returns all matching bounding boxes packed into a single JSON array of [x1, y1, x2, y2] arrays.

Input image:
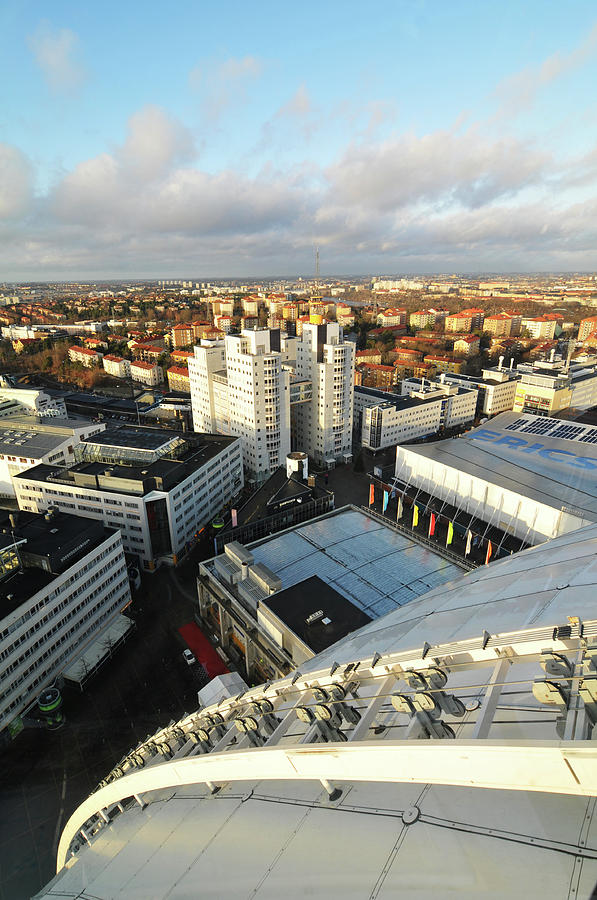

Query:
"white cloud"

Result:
[[28, 22, 87, 93], [494, 21, 597, 116], [189, 55, 263, 121], [4, 101, 597, 277], [0, 144, 34, 219]]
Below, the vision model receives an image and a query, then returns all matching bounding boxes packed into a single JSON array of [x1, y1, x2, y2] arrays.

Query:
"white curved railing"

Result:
[[58, 739, 597, 871]]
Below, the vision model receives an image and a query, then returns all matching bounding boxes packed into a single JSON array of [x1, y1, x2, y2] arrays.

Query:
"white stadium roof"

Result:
[[36, 520, 597, 899]]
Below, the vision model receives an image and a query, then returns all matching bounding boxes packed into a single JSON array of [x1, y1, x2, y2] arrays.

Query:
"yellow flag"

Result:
[[446, 521, 454, 546], [412, 504, 419, 527]]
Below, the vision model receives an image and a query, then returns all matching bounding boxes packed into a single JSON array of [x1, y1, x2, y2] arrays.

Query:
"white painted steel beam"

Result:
[[57, 739, 597, 872]]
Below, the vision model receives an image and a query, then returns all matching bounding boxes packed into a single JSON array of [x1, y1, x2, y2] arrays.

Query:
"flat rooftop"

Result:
[[16, 432, 240, 497], [213, 507, 462, 619], [81, 427, 181, 452], [261, 575, 372, 654]]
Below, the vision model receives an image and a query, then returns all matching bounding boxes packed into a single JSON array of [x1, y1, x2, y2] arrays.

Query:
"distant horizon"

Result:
[[2, 270, 597, 287]]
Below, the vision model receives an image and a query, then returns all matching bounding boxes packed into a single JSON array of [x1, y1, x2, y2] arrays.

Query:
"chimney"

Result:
[[498, 355, 504, 370], [509, 358, 514, 370], [9, 512, 18, 529]]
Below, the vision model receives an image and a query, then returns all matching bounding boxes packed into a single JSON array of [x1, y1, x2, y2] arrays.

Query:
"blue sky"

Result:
[[1, 0, 597, 278]]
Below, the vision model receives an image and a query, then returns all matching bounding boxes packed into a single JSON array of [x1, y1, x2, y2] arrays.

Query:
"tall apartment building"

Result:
[[579, 316, 597, 341], [521, 316, 557, 340], [15, 428, 243, 571], [0, 508, 131, 739], [292, 322, 355, 467], [189, 330, 291, 484]]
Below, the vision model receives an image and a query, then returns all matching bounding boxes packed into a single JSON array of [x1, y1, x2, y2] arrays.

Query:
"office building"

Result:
[[514, 359, 597, 415], [359, 381, 476, 450], [0, 416, 105, 498], [411, 363, 520, 417], [0, 508, 130, 740], [14, 428, 243, 571]]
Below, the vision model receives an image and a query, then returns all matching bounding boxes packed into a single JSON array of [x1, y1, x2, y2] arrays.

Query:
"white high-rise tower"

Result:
[[293, 321, 355, 467]]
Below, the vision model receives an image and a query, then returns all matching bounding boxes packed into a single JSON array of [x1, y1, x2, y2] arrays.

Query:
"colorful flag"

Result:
[[486, 540, 493, 565], [428, 512, 436, 537], [412, 504, 419, 527], [231, 508, 238, 528], [383, 490, 389, 513], [396, 496, 403, 520], [390, 487, 396, 500], [465, 530, 472, 556], [446, 521, 454, 546], [369, 483, 375, 506]]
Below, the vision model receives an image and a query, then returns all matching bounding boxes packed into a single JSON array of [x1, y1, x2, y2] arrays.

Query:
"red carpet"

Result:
[[179, 623, 230, 678]]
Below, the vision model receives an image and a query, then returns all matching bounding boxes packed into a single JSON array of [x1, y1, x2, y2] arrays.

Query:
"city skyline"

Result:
[[2, 2, 597, 278]]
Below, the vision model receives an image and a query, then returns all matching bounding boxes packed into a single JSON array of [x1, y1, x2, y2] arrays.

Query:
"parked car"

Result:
[[183, 649, 196, 666]]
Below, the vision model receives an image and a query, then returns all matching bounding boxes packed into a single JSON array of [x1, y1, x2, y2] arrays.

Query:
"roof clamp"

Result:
[[313, 685, 362, 727], [234, 715, 265, 747], [246, 699, 281, 736], [391, 692, 456, 740], [482, 631, 491, 650]]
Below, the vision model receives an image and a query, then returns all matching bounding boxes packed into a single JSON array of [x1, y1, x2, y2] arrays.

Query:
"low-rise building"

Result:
[[103, 355, 131, 378], [130, 360, 163, 386], [423, 354, 463, 374], [445, 308, 485, 332], [15, 428, 243, 571], [167, 366, 190, 393], [376, 308, 406, 327], [0, 508, 131, 739], [454, 335, 480, 356], [355, 363, 396, 390], [69, 346, 103, 367]]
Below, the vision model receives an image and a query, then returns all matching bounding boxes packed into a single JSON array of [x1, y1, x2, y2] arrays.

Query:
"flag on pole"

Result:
[[486, 540, 493, 565], [369, 483, 374, 506], [412, 504, 419, 527], [390, 487, 396, 500], [231, 508, 238, 528], [446, 521, 454, 546], [383, 490, 389, 513], [428, 512, 436, 537], [396, 496, 403, 521], [465, 530, 472, 557]]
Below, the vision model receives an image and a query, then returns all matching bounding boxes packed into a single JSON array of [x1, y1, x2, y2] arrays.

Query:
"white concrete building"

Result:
[[130, 361, 163, 386], [0, 416, 105, 499], [189, 330, 291, 484], [14, 428, 243, 572], [69, 346, 103, 367], [521, 316, 558, 339], [0, 509, 131, 739], [357, 382, 477, 451], [0, 384, 67, 419], [404, 365, 519, 417], [292, 322, 355, 467], [103, 355, 131, 378]]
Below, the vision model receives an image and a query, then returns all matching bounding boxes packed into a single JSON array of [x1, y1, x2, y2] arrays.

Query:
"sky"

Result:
[[2, 0, 597, 279]]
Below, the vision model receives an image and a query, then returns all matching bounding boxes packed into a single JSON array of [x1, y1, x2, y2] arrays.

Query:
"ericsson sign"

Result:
[[469, 428, 597, 471]]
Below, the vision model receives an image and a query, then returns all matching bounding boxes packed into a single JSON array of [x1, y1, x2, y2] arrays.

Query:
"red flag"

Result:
[[428, 512, 436, 537], [485, 540, 493, 565], [369, 483, 375, 506]]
